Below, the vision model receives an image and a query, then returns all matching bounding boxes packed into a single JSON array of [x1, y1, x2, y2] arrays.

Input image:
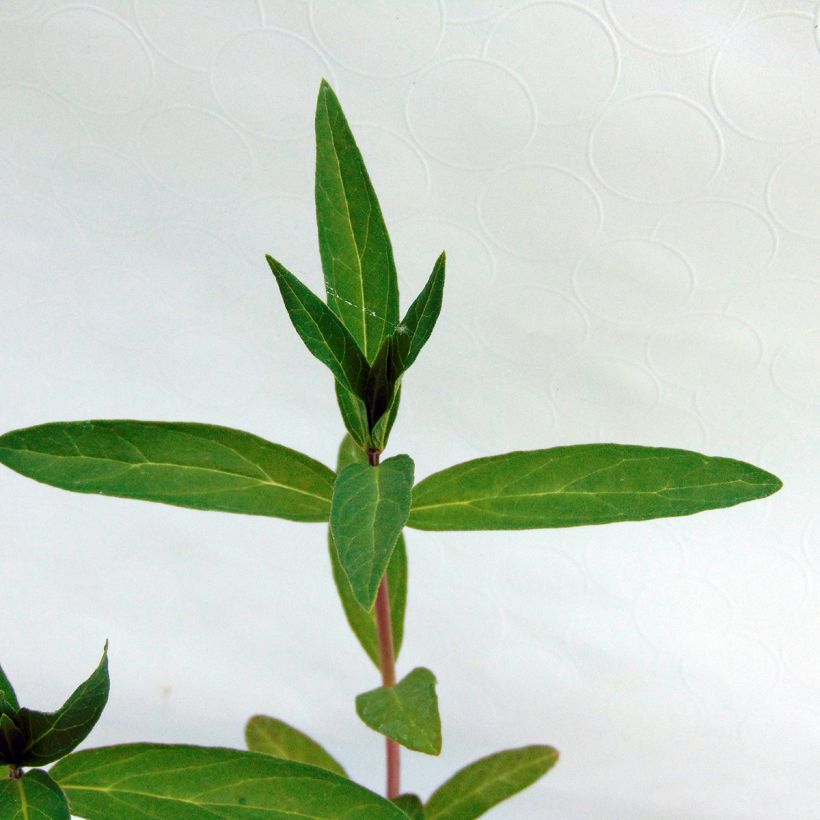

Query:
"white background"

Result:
[[1, 1, 820, 817]]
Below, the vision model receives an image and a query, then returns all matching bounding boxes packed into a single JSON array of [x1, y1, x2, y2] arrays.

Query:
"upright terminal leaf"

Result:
[[355, 667, 441, 755], [0, 421, 335, 522], [425, 745, 558, 820], [0, 769, 70, 820], [392, 794, 425, 819], [330, 454, 414, 609], [315, 80, 399, 362], [17, 643, 108, 766], [392, 251, 445, 374], [245, 715, 347, 777], [50, 744, 408, 819], [335, 381, 370, 449], [0, 715, 24, 766], [0, 664, 18, 710], [408, 444, 783, 530], [329, 436, 407, 667], [268, 256, 370, 398]]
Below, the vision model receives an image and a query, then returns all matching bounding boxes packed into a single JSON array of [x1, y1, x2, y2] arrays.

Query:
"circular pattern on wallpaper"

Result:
[[479, 164, 601, 260], [406, 58, 536, 169], [766, 144, 820, 237], [0, 84, 86, 173], [309, 0, 444, 77], [36, 7, 153, 113], [0, 0, 42, 20], [139, 106, 253, 201], [590, 94, 723, 202], [134, 0, 261, 71], [712, 12, 820, 143], [604, 0, 746, 54], [212, 29, 332, 140], [484, 2, 619, 125], [653, 200, 776, 291], [573, 238, 693, 324]]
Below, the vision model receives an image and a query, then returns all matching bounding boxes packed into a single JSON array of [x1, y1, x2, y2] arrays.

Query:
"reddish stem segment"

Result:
[[368, 448, 401, 799]]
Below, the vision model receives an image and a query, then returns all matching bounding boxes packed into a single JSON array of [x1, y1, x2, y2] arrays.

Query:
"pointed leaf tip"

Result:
[[356, 667, 441, 755]]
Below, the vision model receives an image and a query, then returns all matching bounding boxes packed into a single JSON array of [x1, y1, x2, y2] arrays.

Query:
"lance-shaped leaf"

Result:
[[330, 454, 414, 609], [0, 769, 70, 820], [50, 743, 408, 819], [329, 437, 407, 667], [355, 667, 441, 755], [392, 794, 425, 819], [0, 715, 25, 766], [268, 255, 370, 398], [336, 380, 370, 449], [0, 664, 18, 710], [408, 444, 783, 531], [16, 643, 108, 767], [425, 745, 559, 820], [315, 79, 399, 362], [245, 715, 347, 777], [0, 421, 335, 522]]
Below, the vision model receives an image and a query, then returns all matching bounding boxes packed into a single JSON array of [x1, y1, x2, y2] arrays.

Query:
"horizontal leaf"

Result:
[[355, 667, 441, 755], [0, 665, 18, 711], [0, 769, 70, 820], [331, 455, 415, 609], [245, 715, 347, 777], [425, 745, 558, 820], [17, 644, 108, 766], [315, 80, 399, 363], [408, 444, 783, 530], [268, 256, 370, 398], [0, 421, 335, 522], [50, 743, 407, 819], [392, 794, 425, 819], [329, 436, 407, 667]]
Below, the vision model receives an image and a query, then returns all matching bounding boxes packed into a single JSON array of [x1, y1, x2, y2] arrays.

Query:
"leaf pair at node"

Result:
[[268, 251, 444, 453]]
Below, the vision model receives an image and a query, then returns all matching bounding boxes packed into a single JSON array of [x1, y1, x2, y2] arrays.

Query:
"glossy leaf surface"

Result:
[[425, 745, 558, 820], [50, 744, 408, 819], [245, 715, 347, 777], [17, 644, 108, 766], [0, 769, 70, 820], [408, 444, 782, 530], [268, 256, 369, 398], [392, 794, 425, 819], [355, 667, 441, 755], [331, 454, 414, 609], [0, 665, 18, 710], [0, 421, 335, 522], [315, 80, 399, 362], [329, 436, 407, 666]]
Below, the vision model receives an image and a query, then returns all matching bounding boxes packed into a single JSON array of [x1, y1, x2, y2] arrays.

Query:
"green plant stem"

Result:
[[368, 448, 401, 799]]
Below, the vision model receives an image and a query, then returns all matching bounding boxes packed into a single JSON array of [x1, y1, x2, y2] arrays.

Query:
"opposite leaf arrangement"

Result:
[[0, 81, 782, 818]]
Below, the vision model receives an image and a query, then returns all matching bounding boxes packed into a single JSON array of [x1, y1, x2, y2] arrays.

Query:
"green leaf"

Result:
[[0, 769, 70, 820], [335, 380, 370, 450], [329, 527, 407, 667], [0, 665, 18, 711], [50, 743, 408, 819], [268, 256, 370, 398], [392, 794, 425, 819], [330, 454, 414, 609], [392, 251, 445, 374], [245, 715, 347, 778], [16, 643, 108, 767], [370, 382, 401, 451], [425, 745, 558, 820], [355, 667, 441, 755], [315, 79, 399, 363], [0, 421, 335, 522], [408, 444, 783, 530], [329, 437, 407, 667]]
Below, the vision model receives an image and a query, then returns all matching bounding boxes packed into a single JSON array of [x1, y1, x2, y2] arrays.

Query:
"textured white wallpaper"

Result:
[[1, 1, 819, 817]]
